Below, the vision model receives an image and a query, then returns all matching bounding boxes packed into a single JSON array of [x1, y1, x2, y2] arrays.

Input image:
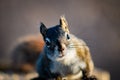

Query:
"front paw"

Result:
[[82, 75, 97, 80], [81, 70, 97, 80]]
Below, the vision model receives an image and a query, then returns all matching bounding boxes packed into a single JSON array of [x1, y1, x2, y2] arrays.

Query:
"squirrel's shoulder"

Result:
[[70, 34, 87, 46]]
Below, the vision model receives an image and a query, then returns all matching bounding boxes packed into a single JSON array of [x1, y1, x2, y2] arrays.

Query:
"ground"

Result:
[[0, 72, 38, 80]]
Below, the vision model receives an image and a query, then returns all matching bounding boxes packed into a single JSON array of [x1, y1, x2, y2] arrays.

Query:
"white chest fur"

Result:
[[49, 47, 86, 77]]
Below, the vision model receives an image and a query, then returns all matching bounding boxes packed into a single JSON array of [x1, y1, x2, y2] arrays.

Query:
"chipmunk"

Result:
[[35, 16, 96, 80]]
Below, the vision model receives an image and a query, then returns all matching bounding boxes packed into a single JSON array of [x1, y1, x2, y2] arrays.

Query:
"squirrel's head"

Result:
[[40, 16, 74, 61]]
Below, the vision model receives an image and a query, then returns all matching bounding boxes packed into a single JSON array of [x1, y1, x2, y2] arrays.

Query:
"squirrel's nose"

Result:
[[58, 47, 65, 52], [58, 43, 65, 52]]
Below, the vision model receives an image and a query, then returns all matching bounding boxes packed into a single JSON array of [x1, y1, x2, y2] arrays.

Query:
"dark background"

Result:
[[0, 0, 120, 80]]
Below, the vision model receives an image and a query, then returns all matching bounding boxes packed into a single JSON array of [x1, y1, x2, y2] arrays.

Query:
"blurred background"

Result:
[[0, 0, 120, 80]]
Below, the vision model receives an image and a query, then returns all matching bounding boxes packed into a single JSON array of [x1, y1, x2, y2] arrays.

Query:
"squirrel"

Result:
[[0, 16, 96, 80], [34, 16, 96, 80]]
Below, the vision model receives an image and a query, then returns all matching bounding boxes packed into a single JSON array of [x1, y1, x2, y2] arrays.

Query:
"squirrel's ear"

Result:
[[60, 16, 70, 33], [40, 22, 47, 37]]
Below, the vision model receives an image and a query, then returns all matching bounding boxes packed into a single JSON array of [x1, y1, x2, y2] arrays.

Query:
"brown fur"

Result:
[[11, 34, 44, 72], [71, 36, 94, 76]]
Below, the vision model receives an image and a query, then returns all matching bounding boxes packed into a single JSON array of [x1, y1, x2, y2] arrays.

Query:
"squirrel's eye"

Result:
[[66, 34, 70, 40], [46, 41, 50, 46], [45, 38, 51, 47]]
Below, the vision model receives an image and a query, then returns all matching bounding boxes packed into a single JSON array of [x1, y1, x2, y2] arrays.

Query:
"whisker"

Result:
[[69, 45, 87, 46], [68, 45, 87, 48]]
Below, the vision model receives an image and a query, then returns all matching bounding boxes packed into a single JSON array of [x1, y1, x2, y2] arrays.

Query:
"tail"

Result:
[[0, 34, 44, 73]]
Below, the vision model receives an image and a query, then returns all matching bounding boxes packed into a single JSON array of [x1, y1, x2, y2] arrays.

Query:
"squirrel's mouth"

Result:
[[58, 52, 65, 58]]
